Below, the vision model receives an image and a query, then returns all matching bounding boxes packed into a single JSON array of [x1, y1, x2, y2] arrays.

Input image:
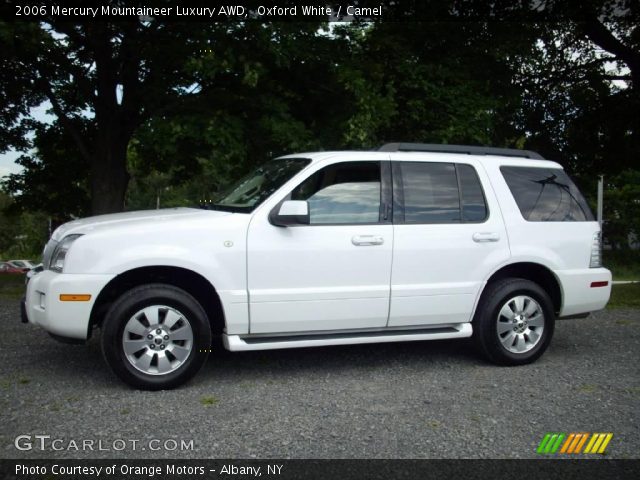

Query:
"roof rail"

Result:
[[378, 142, 545, 160]]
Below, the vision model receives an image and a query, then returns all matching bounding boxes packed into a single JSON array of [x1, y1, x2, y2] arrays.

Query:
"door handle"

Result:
[[352, 235, 384, 246], [472, 232, 500, 243]]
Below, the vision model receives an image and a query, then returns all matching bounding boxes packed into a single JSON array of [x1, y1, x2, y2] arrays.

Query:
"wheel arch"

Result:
[[89, 266, 225, 337], [477, 262, 562, 316]]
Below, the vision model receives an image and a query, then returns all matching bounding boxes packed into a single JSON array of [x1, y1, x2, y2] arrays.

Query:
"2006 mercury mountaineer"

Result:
[[22, 143, 611, 389]]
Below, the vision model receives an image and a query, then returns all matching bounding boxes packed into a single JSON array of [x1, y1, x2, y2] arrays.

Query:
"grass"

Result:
[[199, 395, 219, 406], [603, 249, 640, 281], [0, 274, 26, 300], [578, 384, 598, 393], [625, 387, 640, 396], [0, 375, 31, 388], [608, 283, 640, 309]]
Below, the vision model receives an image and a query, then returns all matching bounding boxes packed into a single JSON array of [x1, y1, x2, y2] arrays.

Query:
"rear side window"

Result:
[[500, 166, 594, 221], [394, 162, 488, 224]]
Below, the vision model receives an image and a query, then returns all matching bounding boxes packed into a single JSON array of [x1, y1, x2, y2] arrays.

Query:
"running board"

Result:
[[223, 324, 472, 352]]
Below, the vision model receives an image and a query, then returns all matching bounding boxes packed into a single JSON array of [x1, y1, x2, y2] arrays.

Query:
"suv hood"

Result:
[[52, 208, 232, 241]]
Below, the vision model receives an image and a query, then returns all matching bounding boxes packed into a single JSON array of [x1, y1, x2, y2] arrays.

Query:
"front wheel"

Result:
[[473, 278, 555, 365], [101, 284, 211, 390]]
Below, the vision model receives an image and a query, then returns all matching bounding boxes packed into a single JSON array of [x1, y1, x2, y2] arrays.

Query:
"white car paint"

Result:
[[24, 150, 611, 352]]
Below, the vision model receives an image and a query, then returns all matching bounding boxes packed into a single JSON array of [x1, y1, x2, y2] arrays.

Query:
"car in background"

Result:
[[6, 260, 36, 272], [0, 262, 25, 274]]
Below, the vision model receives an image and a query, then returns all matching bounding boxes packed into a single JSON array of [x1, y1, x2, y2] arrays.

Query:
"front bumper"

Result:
[[555, 267, 612, 317], [23, 270, 115, 340]]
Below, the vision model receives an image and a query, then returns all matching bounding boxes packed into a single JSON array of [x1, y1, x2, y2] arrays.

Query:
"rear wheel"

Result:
[[101, 284, 211, 390], [473, 278, 555, 365]]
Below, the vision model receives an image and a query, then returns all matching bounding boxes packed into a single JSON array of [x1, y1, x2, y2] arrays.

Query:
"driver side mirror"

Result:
[[270, 200, 310, 227]]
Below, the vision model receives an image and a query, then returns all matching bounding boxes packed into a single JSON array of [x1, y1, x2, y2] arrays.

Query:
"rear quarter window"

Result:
[[500, 166, 594, 221]]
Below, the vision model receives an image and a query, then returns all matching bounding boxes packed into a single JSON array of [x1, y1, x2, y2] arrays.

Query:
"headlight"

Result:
[[49, 234, 83, 273]]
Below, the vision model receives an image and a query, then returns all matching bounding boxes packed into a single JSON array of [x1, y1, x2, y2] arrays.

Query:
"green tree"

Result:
[[0, 192, 48, 258], [1, 17, 346, 216], [603, 170, 640, 249], [1, 17, 228, 214]]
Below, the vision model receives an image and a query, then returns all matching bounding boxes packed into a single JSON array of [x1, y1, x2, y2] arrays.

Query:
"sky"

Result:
[[0, 102, 54, 179], [0, 151, 21, 179]]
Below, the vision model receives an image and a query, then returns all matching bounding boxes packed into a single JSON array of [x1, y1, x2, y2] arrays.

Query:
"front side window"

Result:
[[290, 161, 381, 224], [213, 158, 310, 212], [500, 166, 594, 221]]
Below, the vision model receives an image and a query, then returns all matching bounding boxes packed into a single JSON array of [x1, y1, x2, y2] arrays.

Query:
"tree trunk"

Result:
[[582, 18, 640, 88], [88, 22, 133, 216], [90, 132, 130, 216]]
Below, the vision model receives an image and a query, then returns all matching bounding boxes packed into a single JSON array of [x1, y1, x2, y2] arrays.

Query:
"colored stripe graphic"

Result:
[[597, 434, 613, 453], [537, 433, 552, 454], [537, 433, 565, 454], [549, 434, 565, 453], [560, 433, 575, 453], [574, 433, 589, 453], [584, 433, 614, 454], [562, 432, 587, 454], [539, 433, 613, 454]]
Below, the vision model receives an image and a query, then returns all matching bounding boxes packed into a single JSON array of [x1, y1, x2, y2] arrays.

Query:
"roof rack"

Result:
[[378, 142, 544, 160]]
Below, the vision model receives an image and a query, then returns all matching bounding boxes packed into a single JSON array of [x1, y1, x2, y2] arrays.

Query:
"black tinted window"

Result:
[[501, 167, 594, 221], [398, 162, 461, 223], [458, 164, 488, 222], [291, 162, 381, 224]]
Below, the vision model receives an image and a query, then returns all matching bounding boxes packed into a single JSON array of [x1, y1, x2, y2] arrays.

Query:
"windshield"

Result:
[[210, 158, 310, 212]]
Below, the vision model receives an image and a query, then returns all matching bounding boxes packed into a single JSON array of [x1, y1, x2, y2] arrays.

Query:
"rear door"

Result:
[[388, 155, 510, 327]]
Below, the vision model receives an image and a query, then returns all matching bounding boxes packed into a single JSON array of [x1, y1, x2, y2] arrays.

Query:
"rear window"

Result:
[[500, 166, 594, 221]]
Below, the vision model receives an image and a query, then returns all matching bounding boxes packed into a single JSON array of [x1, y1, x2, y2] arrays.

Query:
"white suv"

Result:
[[22, 143, 612, 389]]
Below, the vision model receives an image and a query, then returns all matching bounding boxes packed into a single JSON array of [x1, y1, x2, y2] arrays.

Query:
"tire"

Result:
[[472, 278, 555, 365], [101, 284, 211, 390]]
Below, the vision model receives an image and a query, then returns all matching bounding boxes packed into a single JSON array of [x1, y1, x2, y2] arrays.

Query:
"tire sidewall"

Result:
[[477, 280, 555, 365], [102, 285, 211, 390]]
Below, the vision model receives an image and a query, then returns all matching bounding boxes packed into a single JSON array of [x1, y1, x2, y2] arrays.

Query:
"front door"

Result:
[[247, 160, 393, 334]]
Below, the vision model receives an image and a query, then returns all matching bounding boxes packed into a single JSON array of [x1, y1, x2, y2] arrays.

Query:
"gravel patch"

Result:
[[0, 300, 638, 459]]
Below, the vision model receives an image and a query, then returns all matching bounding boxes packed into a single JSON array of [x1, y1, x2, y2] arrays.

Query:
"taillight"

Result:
[[589, 232, 602, 268]]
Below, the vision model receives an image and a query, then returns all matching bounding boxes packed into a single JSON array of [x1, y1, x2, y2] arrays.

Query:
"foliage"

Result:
[[2, 122, 91, 218], [0, 1, 638, 246], [0, 192, 48, 259], [602, 170, 640, 250], [331, 21, 529, 148], [604, 248, 640, 281]]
